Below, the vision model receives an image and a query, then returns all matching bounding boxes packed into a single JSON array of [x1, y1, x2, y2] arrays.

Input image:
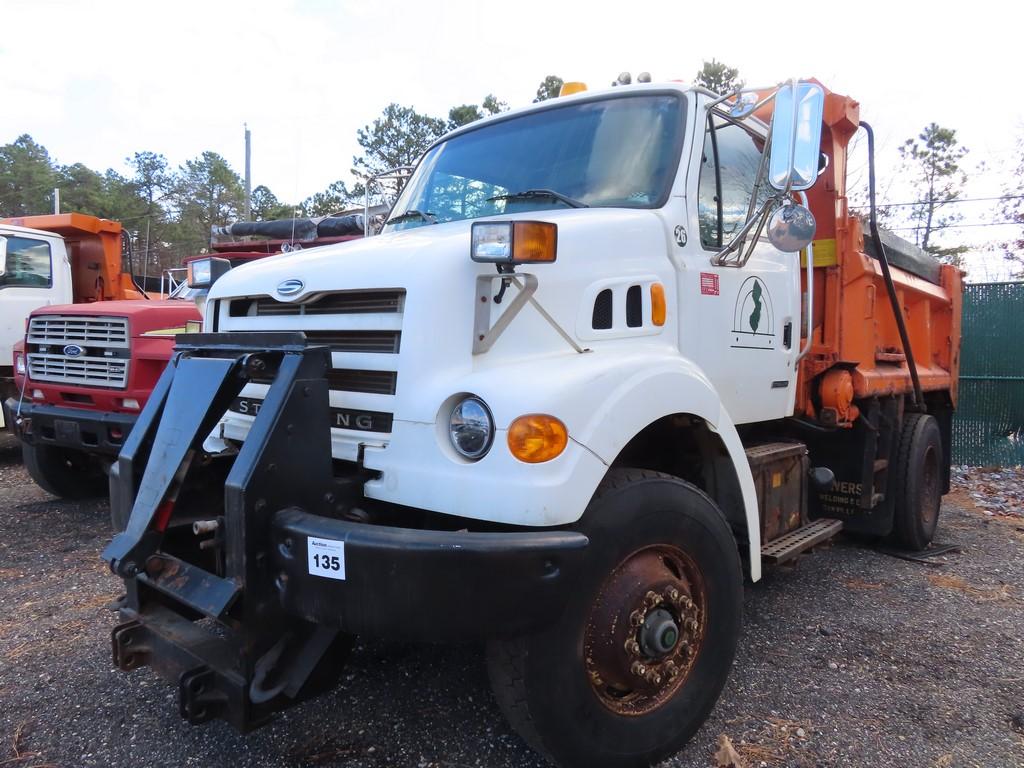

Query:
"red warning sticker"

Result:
[[700, 272, 719, 296]]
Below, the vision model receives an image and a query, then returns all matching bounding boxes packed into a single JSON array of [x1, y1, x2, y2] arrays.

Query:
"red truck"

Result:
[[4, 215, 364, 498]]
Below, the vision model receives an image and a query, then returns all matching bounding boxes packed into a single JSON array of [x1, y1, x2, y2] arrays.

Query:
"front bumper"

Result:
[[3, 397, 136, 456], [273, 508, 588, 640]]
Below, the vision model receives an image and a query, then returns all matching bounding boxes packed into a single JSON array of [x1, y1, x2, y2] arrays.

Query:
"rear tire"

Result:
[[22, 443, 106, 499], [487, 468, 743, 768], [890, 413, 943, 551]]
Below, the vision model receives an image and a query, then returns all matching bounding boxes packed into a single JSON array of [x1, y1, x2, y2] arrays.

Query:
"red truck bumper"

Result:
[[3, 397, 137, 456]]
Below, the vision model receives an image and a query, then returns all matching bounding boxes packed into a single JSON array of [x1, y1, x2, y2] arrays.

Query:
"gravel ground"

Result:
[[1, 436, 1022, 768]]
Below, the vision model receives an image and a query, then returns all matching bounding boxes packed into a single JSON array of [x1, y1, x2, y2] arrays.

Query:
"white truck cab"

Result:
[[0, 223, 73, 417], [210, 84, 787, 565]]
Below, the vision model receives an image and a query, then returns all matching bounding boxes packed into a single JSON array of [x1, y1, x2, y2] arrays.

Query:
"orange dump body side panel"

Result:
[[787, 90, 962, 420], [0, 213, 142, 303]]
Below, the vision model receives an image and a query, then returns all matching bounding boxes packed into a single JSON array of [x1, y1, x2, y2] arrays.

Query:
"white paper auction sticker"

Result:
[[307, 536, 346, 580]]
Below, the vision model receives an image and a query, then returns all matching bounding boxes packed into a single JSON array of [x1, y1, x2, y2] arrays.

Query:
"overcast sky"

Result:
[[2, 0, 1020, 278]]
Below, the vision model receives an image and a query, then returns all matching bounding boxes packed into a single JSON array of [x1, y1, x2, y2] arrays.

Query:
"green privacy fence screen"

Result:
[[952, 281, 1024, 466]]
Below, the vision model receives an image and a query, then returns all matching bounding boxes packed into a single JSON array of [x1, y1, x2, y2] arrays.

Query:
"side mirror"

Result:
[[768, 82, 825, 193], [767, 202, 816, 252], [0, 236, 7, 277]]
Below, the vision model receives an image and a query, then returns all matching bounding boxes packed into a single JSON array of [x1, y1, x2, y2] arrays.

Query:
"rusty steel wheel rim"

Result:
[[583, 544, 707, 716]]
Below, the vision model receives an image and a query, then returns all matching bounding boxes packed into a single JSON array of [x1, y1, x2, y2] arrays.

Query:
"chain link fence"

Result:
[[952, 281, 1024, 466]]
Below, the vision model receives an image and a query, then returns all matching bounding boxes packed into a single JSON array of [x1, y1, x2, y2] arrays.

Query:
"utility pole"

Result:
[[53, 188, 60, 214], [244, 124, 252, 222]]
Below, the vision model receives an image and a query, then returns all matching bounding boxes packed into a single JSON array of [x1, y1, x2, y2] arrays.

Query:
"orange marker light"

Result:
[[559, 82, 588, 97], [508, 414, 568, 463], [512, 221, 557, 263], [650, 282, 666, 326]]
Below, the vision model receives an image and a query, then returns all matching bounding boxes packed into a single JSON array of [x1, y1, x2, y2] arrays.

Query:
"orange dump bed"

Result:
[[788, 89, 962, 423], [0, 212, 141, 303]]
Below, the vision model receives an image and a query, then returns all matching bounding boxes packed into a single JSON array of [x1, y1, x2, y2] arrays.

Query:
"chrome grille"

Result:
[[27, 353, 128, 387], [26, 314, 130, 388], [28, 315, 129, 347]]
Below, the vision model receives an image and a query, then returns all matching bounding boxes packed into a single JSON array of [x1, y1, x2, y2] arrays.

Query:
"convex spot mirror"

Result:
[[768, 82, 825, 192], [767, 203, 816, 253], [0, 236, 7, 277]]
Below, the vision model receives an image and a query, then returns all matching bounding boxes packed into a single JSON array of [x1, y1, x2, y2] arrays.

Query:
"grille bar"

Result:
[[252, 369, 397, 396], [28, 315, 129, 347], [326, 369, 397, 395], [230, 290, 405, 318], [302, 330, 401, 354]]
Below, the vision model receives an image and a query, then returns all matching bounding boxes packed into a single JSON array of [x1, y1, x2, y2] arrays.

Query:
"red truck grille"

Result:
[[27, 354, 128, 388], [26, 315, 130, 388]]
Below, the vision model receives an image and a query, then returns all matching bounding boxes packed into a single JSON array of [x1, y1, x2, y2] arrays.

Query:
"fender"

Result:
[[402, 349, 763, 580], [564, 354, 762, 582]]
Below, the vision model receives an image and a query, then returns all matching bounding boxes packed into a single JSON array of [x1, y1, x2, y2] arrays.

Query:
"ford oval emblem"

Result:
[[277, 279, 304, 297], [63, 344, 84, 357]]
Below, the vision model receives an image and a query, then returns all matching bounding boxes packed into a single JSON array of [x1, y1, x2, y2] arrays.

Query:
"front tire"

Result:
[[22, 443, 106, 499], [487, 469, 743, 768]]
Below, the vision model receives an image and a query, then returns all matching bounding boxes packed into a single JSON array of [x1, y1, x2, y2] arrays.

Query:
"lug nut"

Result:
[[630, 662, 647, 677], [630, 610, 645, 627], [644, 590, 663, 607], [624, 638, 641, 655], [645, 670, 662, 686], [684, 618, 699, 632]]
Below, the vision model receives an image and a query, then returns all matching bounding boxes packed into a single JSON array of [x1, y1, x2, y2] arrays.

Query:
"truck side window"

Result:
[[0, 236, 52, 288], [697, 117, 768, 249]]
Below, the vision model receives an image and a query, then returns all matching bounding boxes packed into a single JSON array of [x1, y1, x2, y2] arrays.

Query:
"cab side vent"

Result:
[[592, 289, 613, 330], [626, 285, 642, 327]]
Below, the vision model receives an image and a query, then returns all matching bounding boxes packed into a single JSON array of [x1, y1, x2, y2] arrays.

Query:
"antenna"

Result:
[[244, 124, 252, 222]]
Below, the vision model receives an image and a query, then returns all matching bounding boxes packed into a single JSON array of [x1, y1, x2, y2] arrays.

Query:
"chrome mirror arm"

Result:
[[710, 196, 780, 268]]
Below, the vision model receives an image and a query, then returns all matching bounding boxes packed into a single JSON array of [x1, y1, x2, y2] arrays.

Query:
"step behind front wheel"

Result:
[[890, 413, 943, 551], [22, 443, 107, 499], [487, 468, 743, 768]]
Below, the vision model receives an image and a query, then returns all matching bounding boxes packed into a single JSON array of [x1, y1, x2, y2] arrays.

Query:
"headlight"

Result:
[[186, 257, 231, 288], [448, 396, 494, 460], [14, 354, 26, 376]]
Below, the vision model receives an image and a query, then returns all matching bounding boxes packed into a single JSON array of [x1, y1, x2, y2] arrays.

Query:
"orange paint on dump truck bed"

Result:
[[787, 89, 962, 420]]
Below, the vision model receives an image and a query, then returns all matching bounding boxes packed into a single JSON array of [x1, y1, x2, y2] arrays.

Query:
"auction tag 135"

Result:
[[307, 536, 346, 580]]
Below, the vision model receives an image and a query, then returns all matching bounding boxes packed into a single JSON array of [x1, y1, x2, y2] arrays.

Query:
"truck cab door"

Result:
[[0, 233, 68, 373], [678, 113, 799, 424]]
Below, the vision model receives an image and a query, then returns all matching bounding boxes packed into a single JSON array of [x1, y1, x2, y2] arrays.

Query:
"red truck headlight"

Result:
[[14, 353, 26, 376]]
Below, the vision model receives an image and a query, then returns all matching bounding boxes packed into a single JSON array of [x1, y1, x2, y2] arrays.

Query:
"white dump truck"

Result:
[[103, 78, 961, 767]]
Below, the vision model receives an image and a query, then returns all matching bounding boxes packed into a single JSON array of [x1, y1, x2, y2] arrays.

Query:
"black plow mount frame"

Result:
[[103, 332, 343, 731], [101, 332, 588, 732]]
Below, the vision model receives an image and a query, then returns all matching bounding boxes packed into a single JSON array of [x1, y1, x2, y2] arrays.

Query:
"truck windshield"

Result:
[[387, 93, 686, 230]]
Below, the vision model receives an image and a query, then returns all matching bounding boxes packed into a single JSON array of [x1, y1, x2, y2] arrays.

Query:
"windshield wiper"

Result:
[[388, 209, 437, 225], [488, 188, 590, 209]]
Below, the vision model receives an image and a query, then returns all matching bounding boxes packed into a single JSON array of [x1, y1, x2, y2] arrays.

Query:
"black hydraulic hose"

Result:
[[861, 121, 923, 411], [125, 232, 150, 300]]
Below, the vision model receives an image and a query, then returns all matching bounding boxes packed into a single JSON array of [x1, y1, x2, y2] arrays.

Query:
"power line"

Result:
[[850, 194, 1024, 209], [887, 221, 1021, 231]]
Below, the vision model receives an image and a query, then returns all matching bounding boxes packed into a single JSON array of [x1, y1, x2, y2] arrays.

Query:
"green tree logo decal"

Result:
[[749, 279, 763, 332]]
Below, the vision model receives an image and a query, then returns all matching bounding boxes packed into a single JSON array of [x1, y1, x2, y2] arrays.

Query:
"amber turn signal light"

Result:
[[650, 282, 666, 326], [507, 414, 568, 463]]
